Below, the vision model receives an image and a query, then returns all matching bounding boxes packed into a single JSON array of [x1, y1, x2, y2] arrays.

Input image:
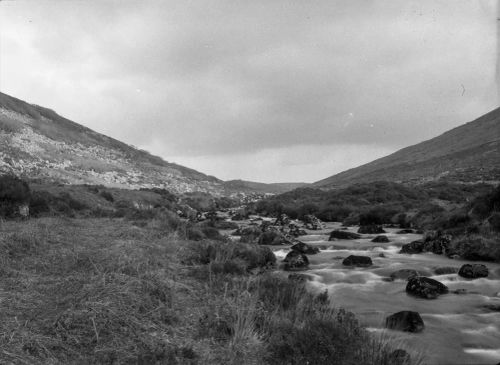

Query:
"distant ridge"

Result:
[[0, 92, 300, 195], [314, 107, 500, 189]]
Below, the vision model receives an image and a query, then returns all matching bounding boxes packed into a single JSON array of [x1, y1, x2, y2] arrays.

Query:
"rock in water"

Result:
[[397, 229, 415, 234], [342, 255, 373, 267], [385, 311, 424, 333], [390, 269, 419, 281], [406, 277, 448, 299], [458, 264, 488, 279], [329, 230, 361, 240], [400, 240, 424, 254], [283, 250, 309, 271], [358, 225, 386, 234], [290, 241, 320, 255], [372, 235, 390, 243]]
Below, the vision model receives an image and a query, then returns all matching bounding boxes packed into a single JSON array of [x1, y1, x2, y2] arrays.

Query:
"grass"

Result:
[[0, 217, 424, 364]]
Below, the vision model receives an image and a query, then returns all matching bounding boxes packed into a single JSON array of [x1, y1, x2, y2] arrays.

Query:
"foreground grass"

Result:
[[0, 218, 422, 364]]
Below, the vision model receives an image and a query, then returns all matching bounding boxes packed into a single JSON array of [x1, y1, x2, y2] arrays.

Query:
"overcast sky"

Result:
[[0, 1, 498, 183]]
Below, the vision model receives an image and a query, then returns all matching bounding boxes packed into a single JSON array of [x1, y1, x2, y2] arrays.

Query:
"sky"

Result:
[[0, 0, 498, 183]]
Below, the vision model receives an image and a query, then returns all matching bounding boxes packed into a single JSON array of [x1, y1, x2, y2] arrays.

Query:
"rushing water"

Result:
[[272, 222, 500, 365]]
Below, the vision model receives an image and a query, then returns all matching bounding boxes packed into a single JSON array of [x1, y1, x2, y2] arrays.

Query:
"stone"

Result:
[[385, 311, 424, 333], [342, 255, 373, 267], [406, 277, 448, 299], [290, 241, 320, 255], [283, 250, 309, 271], [390, 269, 419, 281], [458, 264, 489, 279], [358, 225, 386, 234], [397, 229, 415, 234], [329, 230, 361, 240], [372, 235, 390, 243], [400, 240, 424, 254]]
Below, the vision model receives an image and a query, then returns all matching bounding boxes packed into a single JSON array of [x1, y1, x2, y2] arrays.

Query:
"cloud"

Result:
[[0, 0, 498, 182]]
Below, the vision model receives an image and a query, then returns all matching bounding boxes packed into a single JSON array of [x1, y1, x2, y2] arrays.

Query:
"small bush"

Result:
[[99, 190, 114, 202]]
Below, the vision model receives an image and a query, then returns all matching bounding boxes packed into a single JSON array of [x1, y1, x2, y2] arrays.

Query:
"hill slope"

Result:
[[315, 107, 500, 189], [0, 92, 228, 194]]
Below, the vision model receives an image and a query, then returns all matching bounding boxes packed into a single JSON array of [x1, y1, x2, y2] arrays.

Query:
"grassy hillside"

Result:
[[315, 107, 500, 188]]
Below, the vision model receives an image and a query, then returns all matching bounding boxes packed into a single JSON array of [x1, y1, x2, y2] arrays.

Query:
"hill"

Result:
[[224, 179, 309, 194], [315, 107, 500, 189], [0, 92, 302, 196]]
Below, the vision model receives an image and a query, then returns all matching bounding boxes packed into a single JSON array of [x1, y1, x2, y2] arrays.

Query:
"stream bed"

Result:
[[271, 222, 500, 365]]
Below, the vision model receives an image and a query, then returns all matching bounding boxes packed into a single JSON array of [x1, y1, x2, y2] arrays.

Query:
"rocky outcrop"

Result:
[[385, 311, 424, 333], [357, 225, 386, 234], [397, 229, 415, 234], [329, 230, 361, 240], [342, 255, 373, 267], [371, 235, 390, 243], [458, 264, 489, 279], [283, 250, 309, 271], [406, 277, 448, 299], [400, 240, 424, 254], [290, 241, 320, 255]]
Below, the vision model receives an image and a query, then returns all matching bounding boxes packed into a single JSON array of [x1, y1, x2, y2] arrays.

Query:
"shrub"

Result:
[[99, 190, 114, 202], [0, 175, 31, 218], [449, 234, 500, 262]]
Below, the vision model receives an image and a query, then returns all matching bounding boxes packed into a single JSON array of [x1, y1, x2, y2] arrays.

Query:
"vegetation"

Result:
[[252, 181, 492, 226]]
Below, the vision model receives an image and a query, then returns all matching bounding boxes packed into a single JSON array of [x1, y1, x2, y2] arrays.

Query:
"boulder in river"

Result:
[[385, 311, 424, 333], [406, 276, 448, 299], [397, 229, 415, 234], [434, 267, 458, 275], [342, 255, 373, 267], [290, 241, 320, 255], [458, 264, 488, 279], [372, 235, 390, 243], [358, 225, 386, 234], [390, 269, 419, 281], [400, 240, 424, 254], [329, 230, 361, 240], [283, 250, 309, 271]]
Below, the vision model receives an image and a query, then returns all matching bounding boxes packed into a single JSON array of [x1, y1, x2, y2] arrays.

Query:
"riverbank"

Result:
[[0, 217, 421, 364]]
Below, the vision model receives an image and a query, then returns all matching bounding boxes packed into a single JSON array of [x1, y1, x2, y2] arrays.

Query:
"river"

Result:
[[271, 222, 500, 365]]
